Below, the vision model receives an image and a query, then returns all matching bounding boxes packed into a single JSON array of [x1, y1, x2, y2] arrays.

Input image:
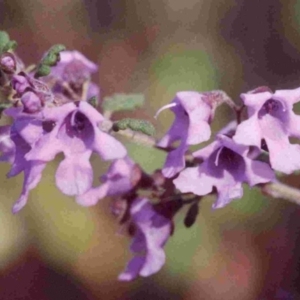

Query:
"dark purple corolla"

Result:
[[156, 91, 212, 178], [118, 197, 172, 281], [233, 88, 300, 174], [174, 135, 275, 209]]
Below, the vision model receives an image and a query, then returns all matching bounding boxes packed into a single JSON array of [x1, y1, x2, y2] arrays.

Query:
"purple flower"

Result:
[[174, 135, 275, 209], [233, 88, 300, 174], [25, 101, 127, 197], [156, 91, 212, 178], [48, 50, 100, 103], [0, 108, 49, 213], [118, 197, 171, 281], [50, 50, 98, 82], [76, 157, 141, 206]]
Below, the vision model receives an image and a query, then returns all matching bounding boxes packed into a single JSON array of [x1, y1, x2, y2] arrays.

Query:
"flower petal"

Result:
[[55, 152, 93, 196], [93, 130, 127, 160], [12, 161, 46, 213], [233, 116, 262, 148]]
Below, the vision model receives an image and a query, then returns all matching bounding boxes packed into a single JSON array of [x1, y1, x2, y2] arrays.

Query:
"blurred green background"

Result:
[[1, 0, 300, 299]]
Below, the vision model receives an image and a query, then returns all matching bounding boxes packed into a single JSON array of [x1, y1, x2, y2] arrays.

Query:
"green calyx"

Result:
[[102, 93, 145, 113], [35, 44, 66, 78], [113, 118, 155, 136], [0, 31, 17, 54]]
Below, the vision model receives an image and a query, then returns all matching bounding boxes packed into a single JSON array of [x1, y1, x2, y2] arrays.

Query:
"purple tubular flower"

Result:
[[25, 101, 127, 197], [76, 157, 141, 206], [174, 135, 275, 209], [118, 197, 171, 281], [233, 88, 300, 174], [156, 91, 212, 178]]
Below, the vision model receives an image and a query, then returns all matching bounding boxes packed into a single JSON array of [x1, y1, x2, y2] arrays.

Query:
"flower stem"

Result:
[[261, 181, 300, 206]]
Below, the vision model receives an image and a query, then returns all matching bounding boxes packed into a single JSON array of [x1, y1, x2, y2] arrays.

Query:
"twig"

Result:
[[262, 181, 300, 206]]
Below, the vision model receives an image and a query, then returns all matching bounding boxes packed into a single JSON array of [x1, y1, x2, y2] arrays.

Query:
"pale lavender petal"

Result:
[[93, 131, 127, 160], [76, 183, 109, 206], [233, 116, 262, 148], [25, 131, 63, 161], [55, 152, 93, 196], [78, 101, 104, 124], [174, 166, 214, 195], [273, 87, 300, 105], [140, 249, 166, 277], [187, 120, 211, 145], [241, 91, 272, 113], [267, 137, 300, 174]]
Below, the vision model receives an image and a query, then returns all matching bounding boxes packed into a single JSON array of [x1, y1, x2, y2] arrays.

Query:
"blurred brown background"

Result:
[[1, 0, 300, 299]]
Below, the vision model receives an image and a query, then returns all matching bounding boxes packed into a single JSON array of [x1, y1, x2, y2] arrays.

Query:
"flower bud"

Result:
[[0, 52, 16, 74], [21, 91, 42, 113]]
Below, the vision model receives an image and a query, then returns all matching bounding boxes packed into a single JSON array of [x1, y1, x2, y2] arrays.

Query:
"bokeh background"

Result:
[[1, 0, 300, 299]]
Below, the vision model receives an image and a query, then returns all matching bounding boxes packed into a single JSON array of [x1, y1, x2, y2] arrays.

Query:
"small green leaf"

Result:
[[35, 64, 51, 78], [2, 40, 17, 52], [0, 102, 12, 118], [42, 44, 66, 66], [0, 31, 17, 54], [87, 96, 97, 108], [0, 31, 9, 53], [35, 44, 66, 78], [113, 118, 155, 136], [102, 93, 145, 113]]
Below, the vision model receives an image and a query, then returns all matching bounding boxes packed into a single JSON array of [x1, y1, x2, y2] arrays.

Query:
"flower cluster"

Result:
[[1, 34, 300, 281], [0, 48, 126, 213]]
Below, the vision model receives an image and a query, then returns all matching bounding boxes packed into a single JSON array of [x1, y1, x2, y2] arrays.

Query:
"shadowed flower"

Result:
[[174, 135, 275, 209], [0, 107, 48, 213], [156, 91, 212, 178], [8, 129, 46, 213], [48, 50, 100, 103], [118, 197, 171, 281], [233, 88, 300, 174], [76, 156, 141, 206]]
